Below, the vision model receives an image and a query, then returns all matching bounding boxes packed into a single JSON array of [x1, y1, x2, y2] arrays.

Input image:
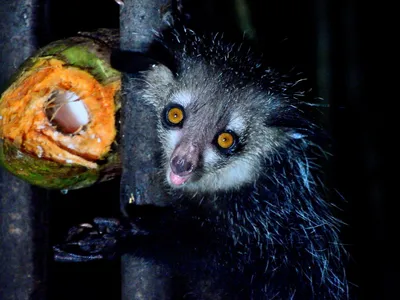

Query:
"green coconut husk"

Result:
[[0, 29, 122, 190]]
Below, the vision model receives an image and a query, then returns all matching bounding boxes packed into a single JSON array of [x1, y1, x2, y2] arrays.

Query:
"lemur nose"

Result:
[[170, 156, 194, 176]]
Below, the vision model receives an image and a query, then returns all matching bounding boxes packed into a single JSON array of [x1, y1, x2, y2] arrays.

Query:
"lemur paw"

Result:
[[53, 217, 126, 262]]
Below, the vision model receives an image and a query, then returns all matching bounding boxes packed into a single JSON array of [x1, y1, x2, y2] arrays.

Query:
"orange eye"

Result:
[[217, 132, 234, 149], [167, 107, 184, 124]]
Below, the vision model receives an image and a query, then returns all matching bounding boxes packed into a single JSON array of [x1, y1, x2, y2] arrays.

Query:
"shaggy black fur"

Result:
[[54, 24, 349, 300]]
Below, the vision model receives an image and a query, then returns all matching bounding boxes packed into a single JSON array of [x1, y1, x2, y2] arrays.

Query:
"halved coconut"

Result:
[[0, 32, 121, 189]]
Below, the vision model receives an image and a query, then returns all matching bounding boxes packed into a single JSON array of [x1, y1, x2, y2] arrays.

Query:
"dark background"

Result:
[[0, 0, 389, 299]]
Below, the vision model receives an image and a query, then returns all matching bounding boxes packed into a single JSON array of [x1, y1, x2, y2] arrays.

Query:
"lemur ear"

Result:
[[111, 49, 175, 109], [110, 50, 160, 74]]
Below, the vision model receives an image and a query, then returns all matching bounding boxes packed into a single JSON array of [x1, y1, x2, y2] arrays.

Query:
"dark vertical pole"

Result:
[[119, 0, 171, 299], [314, 0, 385, 299], [0, 1, 49, 300], [314, 0, 332, 105]]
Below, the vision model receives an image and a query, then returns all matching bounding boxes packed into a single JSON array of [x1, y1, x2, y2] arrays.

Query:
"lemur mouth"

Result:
[[169, 170, 190, 186]]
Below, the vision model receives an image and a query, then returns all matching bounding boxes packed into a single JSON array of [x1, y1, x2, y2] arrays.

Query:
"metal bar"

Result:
[[0, 1, 49, 299], [314, 0, 385, 298], [337, 2, 385, 298], [119, 0, 171, 299]]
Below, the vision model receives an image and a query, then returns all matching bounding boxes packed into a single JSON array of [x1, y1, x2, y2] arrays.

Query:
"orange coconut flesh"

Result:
[[0, 58, 120, 169]]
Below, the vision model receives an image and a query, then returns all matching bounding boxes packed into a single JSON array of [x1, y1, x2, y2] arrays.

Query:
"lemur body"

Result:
[[55, 26, 349, 299]]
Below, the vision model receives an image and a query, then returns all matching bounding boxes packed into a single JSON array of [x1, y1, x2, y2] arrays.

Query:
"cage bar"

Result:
[[0, 1, 49, 299]]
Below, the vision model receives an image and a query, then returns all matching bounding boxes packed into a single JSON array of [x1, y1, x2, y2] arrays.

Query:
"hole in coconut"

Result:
[[45, 91, 90, 134]]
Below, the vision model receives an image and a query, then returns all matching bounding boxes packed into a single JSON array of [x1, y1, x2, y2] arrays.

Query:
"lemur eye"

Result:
[[163, 104, 185, 127], [168, 107, 184, 124], [218, 132, 234, 148], [215, 130, 238, 154]]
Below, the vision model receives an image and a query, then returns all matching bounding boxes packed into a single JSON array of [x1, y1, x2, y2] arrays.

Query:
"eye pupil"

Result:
[[163, 104, 185, 128], [215, 130, 239, 154], [167, 107, 184, 125], [217, 132, 234, 149]]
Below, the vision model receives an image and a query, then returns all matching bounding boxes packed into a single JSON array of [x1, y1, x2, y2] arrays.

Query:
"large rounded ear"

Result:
[[137, 63, 176, 110], [110, 50, 160, 74]]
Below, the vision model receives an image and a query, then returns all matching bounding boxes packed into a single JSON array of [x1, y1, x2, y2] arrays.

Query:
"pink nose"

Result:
[[169, 142, 199, 176], [170, 156, 194, 176]]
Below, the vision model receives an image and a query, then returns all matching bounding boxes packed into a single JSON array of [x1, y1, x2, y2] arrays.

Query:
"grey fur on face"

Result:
[[138, 60, 289, 194]]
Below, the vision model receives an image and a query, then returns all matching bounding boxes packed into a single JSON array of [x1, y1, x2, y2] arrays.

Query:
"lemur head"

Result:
[[138, 59, 300, 194]]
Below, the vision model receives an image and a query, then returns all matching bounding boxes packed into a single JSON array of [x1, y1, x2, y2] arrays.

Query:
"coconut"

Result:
[[0, 32, 121, 189]]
